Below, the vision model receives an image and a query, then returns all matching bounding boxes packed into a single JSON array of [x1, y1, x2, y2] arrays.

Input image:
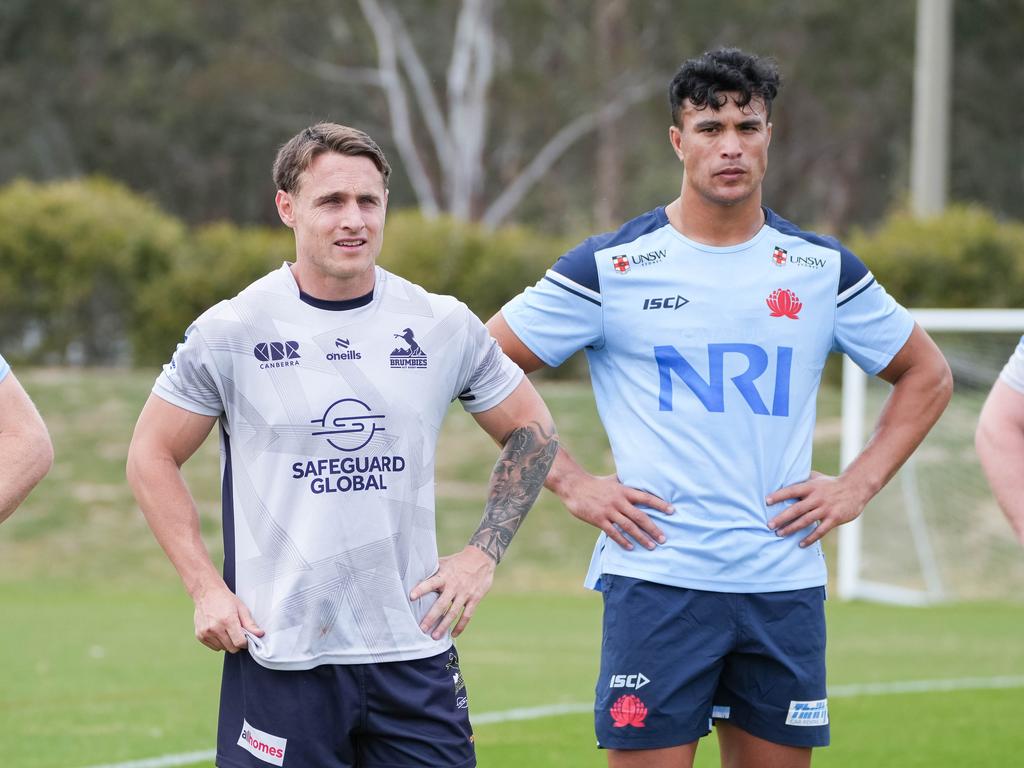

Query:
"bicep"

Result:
[[875, 324, 949, 385], [979, 379, 1024, 441], [130, 394, 218, 467], [486, 313, 547, 374], [0, 373, 49, 441], [471, 378, 554, 445]]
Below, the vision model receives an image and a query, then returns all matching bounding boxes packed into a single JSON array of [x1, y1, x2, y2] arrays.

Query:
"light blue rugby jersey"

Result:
[[502, 206, 915, 593], [0, 353, 9, 382]]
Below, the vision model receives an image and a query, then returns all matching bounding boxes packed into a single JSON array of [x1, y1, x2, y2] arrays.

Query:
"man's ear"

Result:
[[275, 190, 296, 228], [669, 125, 685, 163]]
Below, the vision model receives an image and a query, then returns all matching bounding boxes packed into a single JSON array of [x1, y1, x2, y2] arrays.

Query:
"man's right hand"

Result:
[[193, 583, 264, 653], [555, 469, 673, 551]]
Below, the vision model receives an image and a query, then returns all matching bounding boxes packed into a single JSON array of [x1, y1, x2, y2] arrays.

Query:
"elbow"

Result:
[[29, 429, 54, 485], [125, 440, 142, 490], [935, 358, 954, 411]]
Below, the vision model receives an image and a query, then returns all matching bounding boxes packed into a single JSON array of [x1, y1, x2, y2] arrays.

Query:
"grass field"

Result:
[[2, 369, 1023, 767]]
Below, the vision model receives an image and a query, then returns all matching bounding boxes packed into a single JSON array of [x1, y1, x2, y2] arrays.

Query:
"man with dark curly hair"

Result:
[[488, 48, 952, 767]]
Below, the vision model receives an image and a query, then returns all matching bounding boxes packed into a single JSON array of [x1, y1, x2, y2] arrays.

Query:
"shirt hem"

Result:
[[461, 366, 524, 414], [152, 385, 223, 417], [246, 639, 452, 670], [586, 563, 827, 594]]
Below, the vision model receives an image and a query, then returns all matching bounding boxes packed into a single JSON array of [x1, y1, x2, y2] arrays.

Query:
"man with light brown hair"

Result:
[[128, 122, 557, 767]]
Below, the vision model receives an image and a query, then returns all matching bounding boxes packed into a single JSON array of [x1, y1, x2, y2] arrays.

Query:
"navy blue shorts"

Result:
[[216, 646, 475, 768], [595, 574, 829, 750]]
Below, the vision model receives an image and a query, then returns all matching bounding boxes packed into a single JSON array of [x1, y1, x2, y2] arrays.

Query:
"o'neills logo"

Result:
[[238, 719, 287, 765]]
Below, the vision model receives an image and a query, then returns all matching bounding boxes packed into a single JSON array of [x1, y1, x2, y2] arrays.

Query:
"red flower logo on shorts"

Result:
[[766, 288, 802, 319], [610, 694, 648, 728]]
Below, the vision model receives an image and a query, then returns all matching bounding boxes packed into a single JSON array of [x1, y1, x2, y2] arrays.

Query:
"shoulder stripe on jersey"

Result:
[[550, 207, 668, 294], [764, 207, 868, 294], [543, 273, 602, 306], [837, 275, 876, 307]]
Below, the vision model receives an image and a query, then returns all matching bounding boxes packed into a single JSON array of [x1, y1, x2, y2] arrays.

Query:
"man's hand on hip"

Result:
[[767, 471, 871, 547], [411, 545, 496, 641], [558, 470, 673, 551]]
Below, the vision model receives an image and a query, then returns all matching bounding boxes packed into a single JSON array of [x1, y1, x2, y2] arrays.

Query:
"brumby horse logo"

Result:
[[390, 327, 428, 368]]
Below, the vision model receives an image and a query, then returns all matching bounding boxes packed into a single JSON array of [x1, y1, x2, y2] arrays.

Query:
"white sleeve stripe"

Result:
[[837, 272, 875, 306], [544, 269, 602, 305]]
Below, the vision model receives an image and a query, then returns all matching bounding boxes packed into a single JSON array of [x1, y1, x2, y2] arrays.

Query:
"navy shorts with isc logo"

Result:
[[595, 574, 829, 751], [216, 646, 475, 768]]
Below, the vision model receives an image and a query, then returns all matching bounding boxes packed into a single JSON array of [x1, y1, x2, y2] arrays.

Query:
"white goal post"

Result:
[[837, 308, 1024, 604]]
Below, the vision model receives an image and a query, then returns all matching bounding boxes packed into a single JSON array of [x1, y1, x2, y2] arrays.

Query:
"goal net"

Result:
[[837, 309, 1024, 604]]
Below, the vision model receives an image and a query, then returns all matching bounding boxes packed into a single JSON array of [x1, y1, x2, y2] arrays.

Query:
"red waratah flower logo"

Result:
[[610, 694, 648, 728], [767, 288, 802, 319]]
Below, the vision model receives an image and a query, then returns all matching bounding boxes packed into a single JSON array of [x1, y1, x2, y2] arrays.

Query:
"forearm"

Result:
[[542, 445, 587, 500], [0, 428, 54, 523], [976, 382, 1024, 546], [469, 419, 558, 563], [977, 425, 1024, 545], [127, 451, 224, 599], [843, 359, 952, 502]]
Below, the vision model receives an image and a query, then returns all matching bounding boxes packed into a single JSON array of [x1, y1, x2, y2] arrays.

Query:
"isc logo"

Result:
[[642, 295, 689, 310], [654, 343, 792, 416], [610, 673, 650, 690]]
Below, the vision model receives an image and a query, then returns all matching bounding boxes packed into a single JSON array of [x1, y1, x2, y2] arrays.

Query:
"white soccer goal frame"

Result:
[[837, 308, 1024, 604]]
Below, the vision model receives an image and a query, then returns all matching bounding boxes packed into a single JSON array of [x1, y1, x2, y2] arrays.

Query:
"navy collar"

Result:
[[299, 288, 374, 311]]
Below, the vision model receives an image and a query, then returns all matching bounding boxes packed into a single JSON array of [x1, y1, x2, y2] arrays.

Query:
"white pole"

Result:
[[910, 0, 954, 217]]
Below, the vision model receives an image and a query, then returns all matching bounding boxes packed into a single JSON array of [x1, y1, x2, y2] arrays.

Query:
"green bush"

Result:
[[847, 205, 1024, 308], [0, 178, 185, 364], [132, 223, 292, 365], [378, 211, 565, 322]]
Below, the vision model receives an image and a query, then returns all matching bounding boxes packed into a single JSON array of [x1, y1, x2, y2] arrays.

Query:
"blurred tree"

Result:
[[0, 1, 1020, 237]]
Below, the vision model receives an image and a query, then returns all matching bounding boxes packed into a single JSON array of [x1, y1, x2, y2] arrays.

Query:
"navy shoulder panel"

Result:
[[764, 207, 868, 294], [551, 207, 668, 293]]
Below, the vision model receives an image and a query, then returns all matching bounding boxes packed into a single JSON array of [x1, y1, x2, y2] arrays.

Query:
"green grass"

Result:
[[2, 369, 1022, 767]]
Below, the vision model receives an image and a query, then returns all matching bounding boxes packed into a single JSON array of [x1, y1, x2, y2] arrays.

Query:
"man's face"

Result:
[[670, 94, 772, 207], [275, 151, 388, 286]]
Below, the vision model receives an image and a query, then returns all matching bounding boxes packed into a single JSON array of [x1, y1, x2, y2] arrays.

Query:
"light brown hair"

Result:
[[272, 122, 391, 193]]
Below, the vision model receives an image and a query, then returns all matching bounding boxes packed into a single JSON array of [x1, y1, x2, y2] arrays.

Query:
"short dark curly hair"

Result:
[[669, 48, 781, 127]]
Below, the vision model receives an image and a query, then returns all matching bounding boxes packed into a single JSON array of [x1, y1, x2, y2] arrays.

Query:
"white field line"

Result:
[[82, 674, 1024, 768]]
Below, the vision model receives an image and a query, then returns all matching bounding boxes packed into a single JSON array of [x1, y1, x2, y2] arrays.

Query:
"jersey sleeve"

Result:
[[500, 239, 604, 367], [832, 247, 915, 375], [999, 335, 1024, 394], [0, 353, 9, 383], [452, 306, 525, 414], [152, 324, 225, 416]]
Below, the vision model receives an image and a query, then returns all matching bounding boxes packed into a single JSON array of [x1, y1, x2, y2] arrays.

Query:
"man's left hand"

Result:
[[410, 545, 496, 640], [766, 471, 870, 547]]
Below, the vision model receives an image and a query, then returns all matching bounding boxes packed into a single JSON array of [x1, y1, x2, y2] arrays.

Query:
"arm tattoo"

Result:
[[470, 420, 558, 564]]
